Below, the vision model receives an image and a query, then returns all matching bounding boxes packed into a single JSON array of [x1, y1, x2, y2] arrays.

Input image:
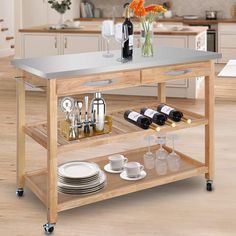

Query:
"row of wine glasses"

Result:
[[143, 134, 181, 175], [101, 20, 128, 62]]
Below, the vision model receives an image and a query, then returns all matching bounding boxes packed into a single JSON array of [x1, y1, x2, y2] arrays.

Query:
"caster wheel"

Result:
[[16, 188, 24, 197], [43, 223, 55, 234], [206, 180, 213, 191]]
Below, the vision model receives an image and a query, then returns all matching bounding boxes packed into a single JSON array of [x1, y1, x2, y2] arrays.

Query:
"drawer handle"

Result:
[[164, 69, 192, 76], [83, 79, 113, 87]]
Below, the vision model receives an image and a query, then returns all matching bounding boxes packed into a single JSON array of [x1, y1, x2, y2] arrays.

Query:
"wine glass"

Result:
[[143, 135, 155, 169], [167, 134, 180, 172], [155, 134, 168, 175], [101, 20, 115, 58], [155, 134, 168, 160], [115, 23, 129, 63]]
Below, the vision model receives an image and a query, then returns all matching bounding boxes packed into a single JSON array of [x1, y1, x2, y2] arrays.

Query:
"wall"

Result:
[[0, 0, 15, 57], [89, 0, 236, 18]]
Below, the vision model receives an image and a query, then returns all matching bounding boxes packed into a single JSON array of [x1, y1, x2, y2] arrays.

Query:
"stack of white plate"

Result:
[[58, 161, 107, 195]]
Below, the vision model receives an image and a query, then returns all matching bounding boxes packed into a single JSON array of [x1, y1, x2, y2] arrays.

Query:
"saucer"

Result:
[[104, 163, 123, 174], [120, 170, 147, 181]]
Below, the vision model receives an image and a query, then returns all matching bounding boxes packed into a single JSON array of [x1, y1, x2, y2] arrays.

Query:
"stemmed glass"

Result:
[[101, 20, 115, 58], [167, 134, 180, 172], [155, 134, 168, 175], [115, 23, 129, 63], [143, 135, 155, 170]]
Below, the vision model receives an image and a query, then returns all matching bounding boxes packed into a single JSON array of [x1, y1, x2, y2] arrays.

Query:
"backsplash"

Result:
[[88, 0, 235, 18]]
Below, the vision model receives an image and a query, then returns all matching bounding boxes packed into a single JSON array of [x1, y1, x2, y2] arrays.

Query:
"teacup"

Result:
[[108, 154, 128, 171], [124, 162, 144, 178]]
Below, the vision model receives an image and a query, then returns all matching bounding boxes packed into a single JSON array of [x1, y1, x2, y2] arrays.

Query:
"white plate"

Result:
[[104, 163, 123, 174], [120, 170, 147, 181], [58, 171, 106, 189], [58, 161, 100, 179]]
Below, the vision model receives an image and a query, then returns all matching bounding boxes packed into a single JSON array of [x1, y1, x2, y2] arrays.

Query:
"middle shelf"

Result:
[[23, 103, 207, 154]]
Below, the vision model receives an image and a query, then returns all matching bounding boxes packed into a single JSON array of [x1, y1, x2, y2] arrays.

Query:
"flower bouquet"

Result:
[[129, 0, 166, 57]]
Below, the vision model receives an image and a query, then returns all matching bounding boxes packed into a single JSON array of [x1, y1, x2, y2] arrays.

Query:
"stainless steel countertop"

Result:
[[11, 47, 221, 79]]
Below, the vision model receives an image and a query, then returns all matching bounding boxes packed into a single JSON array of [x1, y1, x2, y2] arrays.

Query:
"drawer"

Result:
[[56, 70, 141, 96], [219, 48, 236, 63], [141, 61, 211, 84], [220, 34, 236, 48], [219, 23, 236, 33]]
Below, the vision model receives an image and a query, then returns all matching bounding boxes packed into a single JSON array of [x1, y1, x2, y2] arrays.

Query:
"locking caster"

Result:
[[43, 223, 55, 234], [16, 188, 24, 197], [206, 180, 213, 191]]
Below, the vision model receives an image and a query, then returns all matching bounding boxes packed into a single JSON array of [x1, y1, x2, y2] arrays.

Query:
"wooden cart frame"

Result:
[[16, 59, 215, 233]]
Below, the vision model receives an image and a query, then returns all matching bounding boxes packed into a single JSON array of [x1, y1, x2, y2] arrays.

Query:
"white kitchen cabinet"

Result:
[[22, 34, 60, 58], [62, 34, 101, 54], [218, 23, 236, 63]]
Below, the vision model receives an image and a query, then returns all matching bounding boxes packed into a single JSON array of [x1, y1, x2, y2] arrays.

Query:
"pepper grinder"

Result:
[[84, 96, 90, 134], [91, 92, 106, 133]]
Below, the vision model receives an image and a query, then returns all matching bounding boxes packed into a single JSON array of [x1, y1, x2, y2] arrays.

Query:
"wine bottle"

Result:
[[140, 108, 167, 126], [122, 6, 133, 61], [157, 104, 183, 122], [124, 110, 151, 129]]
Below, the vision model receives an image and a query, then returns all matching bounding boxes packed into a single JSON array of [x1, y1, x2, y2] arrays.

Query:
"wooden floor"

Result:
[[0, 57, 236, 236]]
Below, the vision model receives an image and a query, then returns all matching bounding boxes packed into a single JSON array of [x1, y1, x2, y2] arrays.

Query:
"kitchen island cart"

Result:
[[12, 47, 221, 233]]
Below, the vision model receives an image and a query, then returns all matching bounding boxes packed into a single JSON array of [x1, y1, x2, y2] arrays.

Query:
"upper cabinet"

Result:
[[22, 0, 80, 28]]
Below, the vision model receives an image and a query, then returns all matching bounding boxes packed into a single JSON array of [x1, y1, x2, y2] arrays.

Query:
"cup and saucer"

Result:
[[104, 154, 128, 174], [120, 162, 147, 181]]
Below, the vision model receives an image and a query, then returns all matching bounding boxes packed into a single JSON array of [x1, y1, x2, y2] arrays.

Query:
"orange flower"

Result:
[[134, 6, 146, 17], [145, 4, 166, 13], [129, 0, 144, 11]]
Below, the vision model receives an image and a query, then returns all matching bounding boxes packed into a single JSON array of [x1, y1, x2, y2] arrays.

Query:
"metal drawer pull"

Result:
[[83, 79, 113, 87], [164, 69, 192, 76]]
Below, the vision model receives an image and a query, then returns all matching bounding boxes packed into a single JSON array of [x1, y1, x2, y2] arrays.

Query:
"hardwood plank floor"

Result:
[[0, 57, 236, 236]]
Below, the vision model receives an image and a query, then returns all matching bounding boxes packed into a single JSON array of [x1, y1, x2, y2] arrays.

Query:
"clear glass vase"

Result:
[[141, 22, 153, 57], [59, 13, 65, 27]]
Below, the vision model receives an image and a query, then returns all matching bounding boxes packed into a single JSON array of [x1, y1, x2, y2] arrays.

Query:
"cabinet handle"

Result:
[[64, 37, 68, 49], [82, 79, 113, 87], [164, 69, 192, 76], [54, 37, 57, 48]]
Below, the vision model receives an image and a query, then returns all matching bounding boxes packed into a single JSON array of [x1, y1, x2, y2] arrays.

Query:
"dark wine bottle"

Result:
[[157, 104, 183, 122], [122, 6, 133, 61], [124, 110, 151, 129], [140, 108, 167, 126]]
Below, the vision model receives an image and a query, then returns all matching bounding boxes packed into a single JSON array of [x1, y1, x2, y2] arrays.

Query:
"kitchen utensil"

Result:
[[155, 134, 168, 159], [101, 20, 115, 58], [90, 92, 106, 133], [124, 162, 144, 178], [155, 158, 168, 175], [84, 96, 90, 134], [68, 114, 77, 141], [143, 135, 155, 170], [108, 154, 128, 171], [75, 100, 83, 129], [120, 170, 146, 181], [167, 134, 180, 172], [115, 23, 129, 62], [183, 15, 199, 20], [104, 163, 124, 174], [60, 96, 75, 120], [206, 10, 217, 20]]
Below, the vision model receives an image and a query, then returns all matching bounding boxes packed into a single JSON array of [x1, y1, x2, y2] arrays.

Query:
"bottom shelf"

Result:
[[25, 146, 208, 212]]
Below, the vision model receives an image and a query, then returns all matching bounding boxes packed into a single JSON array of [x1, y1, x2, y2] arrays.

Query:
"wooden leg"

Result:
[[158, 82, 166, 103], [47, 80, 58, 224], [17, 77, 25, 189], [205, 61, 215, 180]]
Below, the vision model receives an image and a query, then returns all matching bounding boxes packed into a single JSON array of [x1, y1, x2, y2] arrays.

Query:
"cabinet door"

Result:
[[62, 34, 101, 54], [23, 34, 60, 58], [22, 0, 47, 27], [154, 36, 188, 87]]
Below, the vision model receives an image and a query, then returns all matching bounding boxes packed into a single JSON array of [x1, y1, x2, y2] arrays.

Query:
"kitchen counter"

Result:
[[19, 24, 207, 36], [12, 47, 221, 79], [76, 17, 236, 25]]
